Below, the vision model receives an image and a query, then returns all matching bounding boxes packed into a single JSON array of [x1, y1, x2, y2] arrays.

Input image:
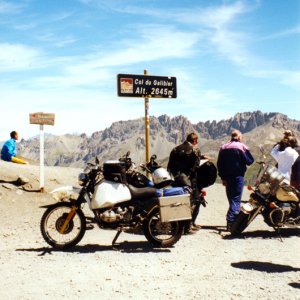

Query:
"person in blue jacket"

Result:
[[217, 130, 254, 231], [1, 131, 28, 164]]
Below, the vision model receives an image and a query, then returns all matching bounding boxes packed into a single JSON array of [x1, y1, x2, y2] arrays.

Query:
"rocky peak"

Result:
[[18, 111, 300, 167]]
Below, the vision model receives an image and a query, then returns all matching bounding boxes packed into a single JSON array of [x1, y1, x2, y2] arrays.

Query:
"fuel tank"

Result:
[[276, 186, 299, 202], [91, 180, 131, 209]]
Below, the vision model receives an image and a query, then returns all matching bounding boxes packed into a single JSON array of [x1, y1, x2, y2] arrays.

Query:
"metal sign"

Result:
[[117, 74, 177, 98], [29, 112, 55, 126]]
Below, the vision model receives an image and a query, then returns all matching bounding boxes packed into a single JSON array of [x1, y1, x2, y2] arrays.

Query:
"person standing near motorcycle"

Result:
[[167, 132, 209, 229], [217, 130, 254, 231], [271, 132, 299, 183]]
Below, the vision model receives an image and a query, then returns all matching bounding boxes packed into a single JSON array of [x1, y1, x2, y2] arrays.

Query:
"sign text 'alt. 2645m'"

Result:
[[117, 74, 177, 98]]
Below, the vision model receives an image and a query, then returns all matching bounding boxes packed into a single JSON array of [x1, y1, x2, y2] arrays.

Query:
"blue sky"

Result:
[[0, 0, 299, 141]]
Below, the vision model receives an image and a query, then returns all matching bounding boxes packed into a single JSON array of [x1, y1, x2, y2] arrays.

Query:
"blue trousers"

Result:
[[225, 176, 244, 223]]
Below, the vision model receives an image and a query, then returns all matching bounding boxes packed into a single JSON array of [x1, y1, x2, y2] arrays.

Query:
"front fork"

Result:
[[59, 206, 78, 234], [59, 189, 87, 234]]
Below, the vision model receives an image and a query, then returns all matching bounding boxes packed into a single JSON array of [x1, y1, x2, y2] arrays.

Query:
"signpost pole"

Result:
[[39, 124, 45, 192], [117, 72, 176, 175], [144, 69, 150, 165], [29, 112, 55, 192]]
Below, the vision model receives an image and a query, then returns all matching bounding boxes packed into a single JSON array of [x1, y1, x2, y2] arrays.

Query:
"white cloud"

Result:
[[0, 86, 146, 140], [210, 29, 250, 66], [36, 32, 77, 48], [0, 0, 298, 141], [260, 24, 300, 41], [18, 25, 199, 89], [110, 2, 256, 70], [0, 43, 43, 72], [88, 25, 199, 67]]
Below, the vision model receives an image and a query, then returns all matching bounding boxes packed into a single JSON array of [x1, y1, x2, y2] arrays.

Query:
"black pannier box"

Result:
[[103, 160, 127, 184]]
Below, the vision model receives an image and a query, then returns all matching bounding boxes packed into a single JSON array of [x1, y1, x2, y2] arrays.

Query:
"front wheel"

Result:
[[40, 202, 86, 249], [143, 208, 184, 247], [230, 206, 261, 236]]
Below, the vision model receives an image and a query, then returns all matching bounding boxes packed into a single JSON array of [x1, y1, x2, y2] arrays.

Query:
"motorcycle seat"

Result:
[[128, 184, 158, 200]]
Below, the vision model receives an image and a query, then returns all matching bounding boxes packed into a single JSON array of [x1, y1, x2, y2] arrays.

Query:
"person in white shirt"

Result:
[[271, 134, 299, 183]]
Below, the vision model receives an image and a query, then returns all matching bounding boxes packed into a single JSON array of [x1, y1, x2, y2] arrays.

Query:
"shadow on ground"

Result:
[[289, 282, 300, 289], [231, 261, 300, 273], [200, 225, 300, 240], [16, 241, 172, 256], [0, 179, 41, 192]]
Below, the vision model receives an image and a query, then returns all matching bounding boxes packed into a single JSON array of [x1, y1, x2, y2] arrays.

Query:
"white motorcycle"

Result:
[[40, 152, 191, 249]]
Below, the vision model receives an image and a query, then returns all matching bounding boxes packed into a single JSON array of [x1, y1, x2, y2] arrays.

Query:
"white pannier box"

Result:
[[159, 194, 192, 223]]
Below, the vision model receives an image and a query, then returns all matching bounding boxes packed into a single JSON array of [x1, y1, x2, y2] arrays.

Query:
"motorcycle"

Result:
[[230, 160, 300, 236], [40, 152, 191, 249], [138, 154, 216, 233]]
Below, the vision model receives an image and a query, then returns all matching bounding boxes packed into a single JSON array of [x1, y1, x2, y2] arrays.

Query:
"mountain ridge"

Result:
[[18, 111, 300, 167]]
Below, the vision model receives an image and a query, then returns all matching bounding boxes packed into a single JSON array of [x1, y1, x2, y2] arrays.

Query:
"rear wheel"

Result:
[[230, 207, 261, 236], [40, 202, 86, 249], [143, 208, 184, 247]]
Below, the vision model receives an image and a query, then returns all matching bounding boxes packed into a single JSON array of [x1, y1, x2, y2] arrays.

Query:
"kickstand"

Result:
[[274, 227, 283, 242], [112, 228, 122, 249]]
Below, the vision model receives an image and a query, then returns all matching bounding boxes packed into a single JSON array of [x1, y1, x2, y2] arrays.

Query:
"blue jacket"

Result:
[[1, 138, 16, 161], [217, 139, 254, 179]]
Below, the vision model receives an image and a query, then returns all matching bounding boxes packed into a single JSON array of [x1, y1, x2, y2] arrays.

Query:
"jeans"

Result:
[[225, 176, 244, 223]]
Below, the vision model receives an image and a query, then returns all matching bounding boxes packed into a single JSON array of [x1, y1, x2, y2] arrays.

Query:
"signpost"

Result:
[[30, 113, 55, 126], [117, 73, 177, 99], [29, 112, 55, 192], [117, 71, 177, 165]]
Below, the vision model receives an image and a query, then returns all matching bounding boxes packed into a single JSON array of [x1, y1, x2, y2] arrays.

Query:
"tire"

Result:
[[40, 202, 86, 249], [143, 208, 184, 247], [230, 207, 261, 236]]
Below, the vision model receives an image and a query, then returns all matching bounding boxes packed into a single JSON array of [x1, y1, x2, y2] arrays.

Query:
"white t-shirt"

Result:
[[271, 145, 299, 182]]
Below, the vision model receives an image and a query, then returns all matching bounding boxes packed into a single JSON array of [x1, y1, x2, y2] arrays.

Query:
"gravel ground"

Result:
[[0, 160, 299, 300]]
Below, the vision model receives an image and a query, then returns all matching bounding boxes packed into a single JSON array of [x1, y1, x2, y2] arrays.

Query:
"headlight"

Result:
[[242, 202, 255, 213], [78, 173, 87, 186], [266, 166, 285, 185]]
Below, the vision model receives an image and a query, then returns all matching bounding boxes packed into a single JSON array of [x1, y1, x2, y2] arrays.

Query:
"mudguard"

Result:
[[50, 186, 80, 201]]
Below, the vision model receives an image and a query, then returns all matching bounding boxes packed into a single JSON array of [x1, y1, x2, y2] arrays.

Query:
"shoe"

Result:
[[186, 230, 197, 235], [192, 224, 202, 229], [191, 224, 201, 231]]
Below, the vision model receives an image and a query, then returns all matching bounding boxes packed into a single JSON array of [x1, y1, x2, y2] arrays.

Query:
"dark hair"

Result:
[[277, 136, 298, 151], [10, 131, 17, 139], [283, 130, 294, 138], [186, 132, 198, 144], [289, 136, 298, 148]]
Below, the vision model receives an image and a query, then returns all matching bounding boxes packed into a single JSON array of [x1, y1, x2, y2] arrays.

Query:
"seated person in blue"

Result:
[[1, 131, 28, 164]]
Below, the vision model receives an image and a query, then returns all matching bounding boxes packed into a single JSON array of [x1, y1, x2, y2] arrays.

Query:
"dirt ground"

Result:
[[0, 160, 299, 300]]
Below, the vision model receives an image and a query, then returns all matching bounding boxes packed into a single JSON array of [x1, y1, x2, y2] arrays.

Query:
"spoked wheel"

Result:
[[143, 208, 183, 247], [230, 207, 261, 236], [40, 202, 86, 249]]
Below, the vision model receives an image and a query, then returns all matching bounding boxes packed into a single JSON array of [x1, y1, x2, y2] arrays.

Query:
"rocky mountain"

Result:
[[17, 111, 300, 168]]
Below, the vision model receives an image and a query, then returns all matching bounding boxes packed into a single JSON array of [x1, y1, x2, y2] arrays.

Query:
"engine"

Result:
[[268, 203, 294, 227], [97, 207, 132, 224]]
